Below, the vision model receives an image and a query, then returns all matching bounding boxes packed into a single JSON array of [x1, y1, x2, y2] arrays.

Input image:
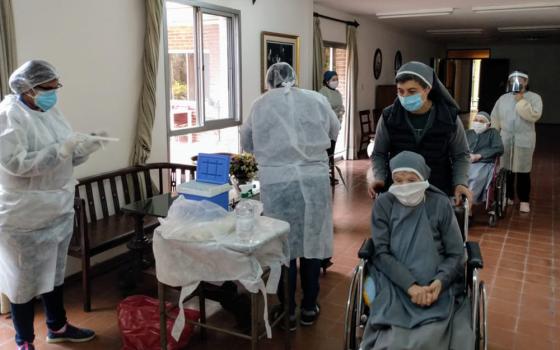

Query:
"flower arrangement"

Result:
[[230, 153, 258, 184]]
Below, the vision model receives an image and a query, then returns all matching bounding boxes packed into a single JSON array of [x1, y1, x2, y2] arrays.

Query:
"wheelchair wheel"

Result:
[[344, 265, 363, 350], [475, 282, 488, 350], [497, 170, 508, 219]]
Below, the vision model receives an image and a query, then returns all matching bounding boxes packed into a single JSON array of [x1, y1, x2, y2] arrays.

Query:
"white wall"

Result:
[[10, 0, 314, 275], [12, 0, 147, 275], [314, 4, 445, 112], [12, 0, 147, 178], [449, 42, 560, 124]]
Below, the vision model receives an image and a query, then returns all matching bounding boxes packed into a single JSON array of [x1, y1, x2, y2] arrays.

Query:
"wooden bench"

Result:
[[70, 163, 196, 311]]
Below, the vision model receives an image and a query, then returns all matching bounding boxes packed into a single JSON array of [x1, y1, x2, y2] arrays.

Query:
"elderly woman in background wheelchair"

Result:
[[358, 151, 477, 350]]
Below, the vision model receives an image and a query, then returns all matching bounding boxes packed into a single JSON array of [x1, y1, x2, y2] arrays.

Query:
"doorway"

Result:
[[436, 58, 509, 125], [324, 42, 348, 159]]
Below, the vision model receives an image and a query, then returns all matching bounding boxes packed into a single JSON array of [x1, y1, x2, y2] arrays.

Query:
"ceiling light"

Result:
[[376, 8, 454, 19], [498, 25, 560, 32], [472, 2, 560, 13], [427, 29, 484, 35]]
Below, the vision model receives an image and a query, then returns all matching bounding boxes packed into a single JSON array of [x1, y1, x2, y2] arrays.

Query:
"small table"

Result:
[[120, 192, 261, 288], [121, 193, 176, 288], [153, 215, 290, 350], [122, 193, 288, 350]]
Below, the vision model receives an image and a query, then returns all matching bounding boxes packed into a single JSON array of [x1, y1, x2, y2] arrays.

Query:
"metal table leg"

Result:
[[251, 293, 259, 350], [156, 273, 290, 349], [198, 284, 207, 340], [282, 265, 290, 350], [158, 282, 167, 350]]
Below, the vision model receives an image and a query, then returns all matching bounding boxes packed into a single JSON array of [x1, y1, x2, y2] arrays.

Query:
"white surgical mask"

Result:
[[388, 181, 430, 207], [328, 81, 339, 89], [472, 122, 488, 134]]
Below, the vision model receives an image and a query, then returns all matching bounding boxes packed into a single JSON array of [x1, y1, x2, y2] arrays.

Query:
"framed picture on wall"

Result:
[[394, 50, 403, 75], [373, 48, 382, 80], [261, 31, 300, 91]]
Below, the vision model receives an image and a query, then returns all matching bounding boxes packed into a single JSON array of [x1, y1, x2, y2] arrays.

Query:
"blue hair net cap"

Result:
[[323, 70, 338, 83], [9, 60, 59, 94]]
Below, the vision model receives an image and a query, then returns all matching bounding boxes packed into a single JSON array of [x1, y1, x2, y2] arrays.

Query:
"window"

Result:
[[324, 42, 348, 157], [165, 1, 241, 163]]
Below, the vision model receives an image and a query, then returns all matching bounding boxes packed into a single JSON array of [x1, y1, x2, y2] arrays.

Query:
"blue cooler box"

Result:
[[177, 153, 232, 210]]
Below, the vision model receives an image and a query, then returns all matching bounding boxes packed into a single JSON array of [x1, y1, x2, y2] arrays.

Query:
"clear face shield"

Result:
[[508, 72, 529, 94]]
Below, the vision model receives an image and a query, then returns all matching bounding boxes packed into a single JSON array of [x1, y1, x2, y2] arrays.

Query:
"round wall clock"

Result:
[[394, 50, 403, 74], [373, 48, 382, 80]]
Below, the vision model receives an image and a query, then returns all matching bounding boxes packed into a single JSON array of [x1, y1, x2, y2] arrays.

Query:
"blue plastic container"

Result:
[[177, 154, 232, 210], [182, 192, 230, 210], [196, 153, 231, 184]]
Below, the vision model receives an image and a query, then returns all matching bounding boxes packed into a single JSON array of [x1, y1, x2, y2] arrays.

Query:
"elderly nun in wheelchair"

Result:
[[360, 151, 474, 350]]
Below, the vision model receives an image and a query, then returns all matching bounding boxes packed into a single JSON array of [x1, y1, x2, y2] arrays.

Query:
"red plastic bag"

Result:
[[117, 295, 199, 350]]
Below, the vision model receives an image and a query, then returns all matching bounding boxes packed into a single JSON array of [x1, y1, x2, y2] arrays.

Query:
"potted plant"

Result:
[[229, 153, 258, 188]]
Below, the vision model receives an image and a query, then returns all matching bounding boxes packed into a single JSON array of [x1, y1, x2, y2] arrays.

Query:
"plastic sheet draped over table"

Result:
[[153, 216, 290, 341]]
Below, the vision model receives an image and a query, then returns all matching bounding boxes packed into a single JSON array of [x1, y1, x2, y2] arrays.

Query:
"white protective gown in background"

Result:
[[0, 95, 92, 304], [241, 87, 340, 260], [491, 91, 543, 173]]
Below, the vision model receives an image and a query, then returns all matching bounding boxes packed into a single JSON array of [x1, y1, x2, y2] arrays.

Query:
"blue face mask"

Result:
[[33, 90, 58, 111], [398, 93, 424, 112]]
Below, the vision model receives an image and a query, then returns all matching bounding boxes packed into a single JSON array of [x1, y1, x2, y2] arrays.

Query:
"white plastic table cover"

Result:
[[153, 216, 290, 341]]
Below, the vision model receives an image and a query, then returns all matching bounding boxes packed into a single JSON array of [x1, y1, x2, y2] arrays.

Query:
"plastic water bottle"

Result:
[[235, 198, 254, 242]]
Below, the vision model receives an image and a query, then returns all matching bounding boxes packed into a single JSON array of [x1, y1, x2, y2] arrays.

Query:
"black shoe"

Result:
[[46, 323, 95, 343], [321, 258, 334, 274], [271, 305, 297, 331], [283, 315, 297, 331], [300, 304, 320, 326]]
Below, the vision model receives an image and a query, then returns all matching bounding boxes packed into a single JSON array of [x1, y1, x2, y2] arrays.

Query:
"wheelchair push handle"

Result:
[[453, 194, 470, 241], [466, 241, 484, 269], [458, 193, 469, 208], [358, 238, 375, 260], [454, 194, 469, 216]]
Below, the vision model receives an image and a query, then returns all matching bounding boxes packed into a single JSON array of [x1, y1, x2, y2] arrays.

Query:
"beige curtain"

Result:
[[130, 0, 164, 165], [0, 0, 16, 314], [0, 0, 17, 99], [312, 17, 325, 91], [345, 25, 359, 160]]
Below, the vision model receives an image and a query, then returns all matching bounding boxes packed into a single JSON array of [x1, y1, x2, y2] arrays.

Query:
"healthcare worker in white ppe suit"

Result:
[[0, 60, 106, 350], [241, 62, 340, 330], [491, 70, 543, 213]]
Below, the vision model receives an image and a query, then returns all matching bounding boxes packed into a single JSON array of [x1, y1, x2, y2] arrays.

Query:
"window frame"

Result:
[[168, 49, 196, 102], [163, 0, 242, 138]]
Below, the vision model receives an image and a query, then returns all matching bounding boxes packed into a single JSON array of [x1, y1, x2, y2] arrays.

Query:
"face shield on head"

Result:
[[508, 71, 529, 94]]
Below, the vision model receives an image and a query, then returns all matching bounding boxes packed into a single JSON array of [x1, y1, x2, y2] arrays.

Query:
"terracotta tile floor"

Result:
[[1, 125, 559, 349]]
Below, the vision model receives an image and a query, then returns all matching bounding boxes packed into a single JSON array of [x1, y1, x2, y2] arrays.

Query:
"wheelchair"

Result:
[[343, 199, 487, 350], [484, 158, 509, 227]]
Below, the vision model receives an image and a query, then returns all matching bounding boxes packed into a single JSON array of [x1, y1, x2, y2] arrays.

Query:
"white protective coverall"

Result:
[[0, 61, 103, 303], [491, 91, 543, 173], [241, 63, 340, 260]]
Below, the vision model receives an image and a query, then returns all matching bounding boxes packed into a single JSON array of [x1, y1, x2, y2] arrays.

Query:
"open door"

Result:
[[435, 59, 474, 114], [478, 59, 509, 114]]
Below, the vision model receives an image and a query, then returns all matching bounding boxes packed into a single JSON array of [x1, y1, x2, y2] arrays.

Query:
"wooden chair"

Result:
[[70, 163, 196, 311], [359, 110, 374, 157]]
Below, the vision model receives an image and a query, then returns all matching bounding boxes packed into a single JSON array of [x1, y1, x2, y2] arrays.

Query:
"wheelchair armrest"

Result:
[[466, 241, 484, 269], [358, 238, 375, 260]]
